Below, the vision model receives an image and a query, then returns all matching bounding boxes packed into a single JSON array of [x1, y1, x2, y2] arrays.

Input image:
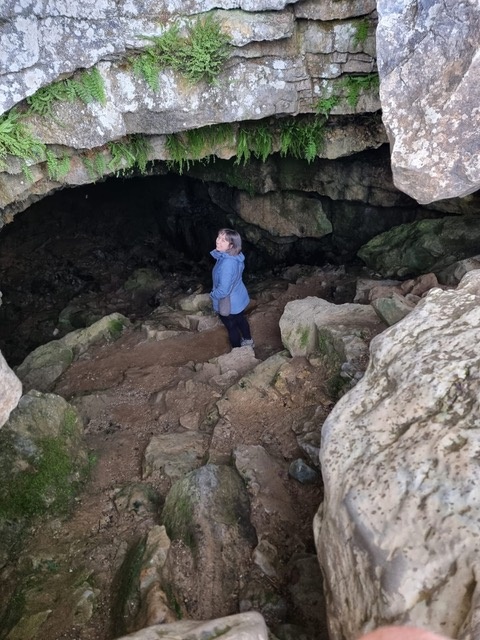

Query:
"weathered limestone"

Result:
[[0, 1, 382, 222], [377, 0, 480, 202], [114, 611, 269, 640], [315, 269, 480, 639], [357, 216, 480, 278], [0, 348, 22, 428], [15, 312, 131, 392]]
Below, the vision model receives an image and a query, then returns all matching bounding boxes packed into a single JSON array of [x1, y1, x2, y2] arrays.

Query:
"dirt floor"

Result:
[[0, 182, 360, 640], [1, 271, 343, 640]]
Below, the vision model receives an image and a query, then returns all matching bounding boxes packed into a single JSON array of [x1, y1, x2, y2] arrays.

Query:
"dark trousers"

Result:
[[219, 311, 252, 348]]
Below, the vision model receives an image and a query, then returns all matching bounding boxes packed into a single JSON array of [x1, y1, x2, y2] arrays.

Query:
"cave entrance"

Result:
[[0, 171, 332, 367]]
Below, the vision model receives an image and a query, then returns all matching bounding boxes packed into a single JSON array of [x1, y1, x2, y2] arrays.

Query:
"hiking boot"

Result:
[[241, 338, 255, 348]]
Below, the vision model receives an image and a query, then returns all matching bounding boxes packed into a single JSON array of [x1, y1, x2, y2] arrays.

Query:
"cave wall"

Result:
[[0, 0, 383, 225]]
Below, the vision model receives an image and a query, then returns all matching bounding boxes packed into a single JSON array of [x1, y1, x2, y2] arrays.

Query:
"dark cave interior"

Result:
[[0, 172, 333, 366]]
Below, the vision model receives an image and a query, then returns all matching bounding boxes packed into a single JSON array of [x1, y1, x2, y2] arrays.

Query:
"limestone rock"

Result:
[[370, 292, 415, 326], [142, 431, 209, 481], [315, 269, 480, 639], [357, 216, 480, 278], [160, 463, 257, 620], [16, 312, 130, 392], [0, 348, 22, 428], [114, 611, 268, 640], [279, 297, 386, 395], [0, 390, 87, 530], [377, 0, 480, 202]]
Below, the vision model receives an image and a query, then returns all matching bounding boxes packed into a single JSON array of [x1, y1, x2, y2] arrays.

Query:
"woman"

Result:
[[210, 228, 254, 349]]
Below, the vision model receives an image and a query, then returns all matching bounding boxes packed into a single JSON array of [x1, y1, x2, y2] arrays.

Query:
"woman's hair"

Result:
[[218, 228, 242, 256]]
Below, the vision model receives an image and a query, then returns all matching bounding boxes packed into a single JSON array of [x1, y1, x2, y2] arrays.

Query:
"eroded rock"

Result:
[[315, 269, 480, 639]]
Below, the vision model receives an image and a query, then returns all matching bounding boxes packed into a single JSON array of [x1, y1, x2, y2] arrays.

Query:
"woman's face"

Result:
[[216, 233, 231, 253]]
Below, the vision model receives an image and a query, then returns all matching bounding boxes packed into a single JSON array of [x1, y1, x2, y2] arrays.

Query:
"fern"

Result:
[[108, 134, 151, 175], [132, 49, 161, 91], [235, 127, 251, 166], [353, 18, 370, 47], [74, 67, 106, 105], [279, 117, 326, 163], [316, 94, 340, 117], [27, 80, 77, 117], [45, 149, 71, 181], [0, 109, 45, 175], [131, 16, 229, 89], [177, 14, 230, 85], [27, 67, 106, 117], [165, 133, 191, 174], [342, 73, 379, 108], [82, 152, 107, 181]]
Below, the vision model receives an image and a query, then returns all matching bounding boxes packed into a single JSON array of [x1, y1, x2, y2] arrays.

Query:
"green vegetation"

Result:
[[107, 316, 128, 339], [164, 583, 183, 619], [45, 149, 71, 182], [353, 18, 370, 47], [298, 327, 311, 349], [316, 94, 340, 117], [108, 134, 151, 175], [0, 437, 77, 519], [131, 14, 230, 90], [0, 109, 45, 179], [165, 122, 234, 173], [165, 115, 331, 174], [81, 134, 152, 181], [26, 67, 106, 117], [279, 117, 326, 163], [162, 491, 196, 551], [342, 73, 379, 108]]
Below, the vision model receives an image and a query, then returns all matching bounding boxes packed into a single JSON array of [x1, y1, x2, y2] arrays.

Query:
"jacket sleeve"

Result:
[[210, 259, 238, 300]]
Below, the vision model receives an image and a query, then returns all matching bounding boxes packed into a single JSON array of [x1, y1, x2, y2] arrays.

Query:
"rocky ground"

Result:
[[0, 180, 369, 640]]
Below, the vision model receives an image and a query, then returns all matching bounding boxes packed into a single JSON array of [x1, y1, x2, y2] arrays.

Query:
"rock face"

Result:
[[315, 269, 480, 640], [0, 0, 384, 220], [377, 0, 480, 203], [0, 348, 22, 428]]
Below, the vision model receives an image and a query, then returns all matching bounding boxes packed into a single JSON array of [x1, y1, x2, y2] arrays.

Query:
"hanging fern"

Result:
[[82, 152, 107, 182], [235, 127, 251, 166], [342, 73, 379, 108], [165, 133, 192, 175], [45, 149, 71, 181], [0, 109, 45, 178], [279, 117, 326, 163], [108, 134, 151, 175]]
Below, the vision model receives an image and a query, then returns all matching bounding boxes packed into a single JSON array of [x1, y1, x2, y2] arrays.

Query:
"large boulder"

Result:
[[377, 0, 480, 202], [357, 216, 480, 278], [315, 269, 480, 639]]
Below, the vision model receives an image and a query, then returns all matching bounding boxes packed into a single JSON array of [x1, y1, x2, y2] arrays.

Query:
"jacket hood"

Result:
[[210, 250, 245, 263]]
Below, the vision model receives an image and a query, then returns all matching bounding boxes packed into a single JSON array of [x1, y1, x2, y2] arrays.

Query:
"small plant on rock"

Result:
[[0, 109, 45, 179], [26, 67, 106, 117], [352, 18, 370, 47], [131, 14, 230, 90], [342, 73, 379, 108]]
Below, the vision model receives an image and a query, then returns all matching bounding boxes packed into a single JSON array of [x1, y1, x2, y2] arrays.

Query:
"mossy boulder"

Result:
[[0, 390, 88, 539], [357, 216, 480, 278], [16, 312, 131, 392]]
